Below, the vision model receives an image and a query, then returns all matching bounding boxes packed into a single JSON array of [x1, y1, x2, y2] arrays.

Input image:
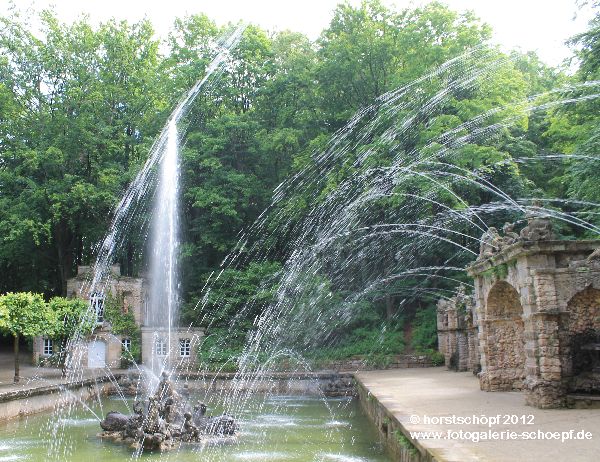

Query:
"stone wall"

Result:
[[34, 265, 148, 368], [0, 376, 116, 422], [562, 286, 600, 395], [355, 377, 433, 462], [314, 354, 434, 371], [141, 327, 204, 371], [436, 288, 480, 373], [66, 265, 147, 325], [467, 229, 600, 408], [480, 281, 525, 391], [175, 371, 356, 397]]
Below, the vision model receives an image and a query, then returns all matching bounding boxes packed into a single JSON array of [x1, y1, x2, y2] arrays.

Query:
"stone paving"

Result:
[[0, 352, 64, 391], [355, 367, 600, 462], [0, 352, 122, 397]]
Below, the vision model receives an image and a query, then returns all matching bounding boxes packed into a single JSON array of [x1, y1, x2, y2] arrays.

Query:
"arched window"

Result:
[[90, 292, 105, 325]]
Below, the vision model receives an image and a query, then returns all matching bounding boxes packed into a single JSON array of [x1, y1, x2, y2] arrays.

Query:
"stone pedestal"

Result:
[[523, 312, 567, 408]]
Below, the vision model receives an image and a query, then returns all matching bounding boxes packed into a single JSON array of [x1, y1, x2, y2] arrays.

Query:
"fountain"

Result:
[[146, 119, 180, 375], [29, 29, 600, 462], [72, 24, 250, 454], [190, 47, 600, 422], [98, 372, 238, 451], [78, 45, 600, 458]]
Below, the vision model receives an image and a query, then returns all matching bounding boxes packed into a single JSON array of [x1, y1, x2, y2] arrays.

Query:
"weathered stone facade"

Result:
[[66, 265, 147, 325], [465, 217, 600, 408], [480, 280, 526, 391], [436, 286, 480, 373], [33, 265, 143, 368], [140, 327, 204, 372], [34, 265, 204, 370]]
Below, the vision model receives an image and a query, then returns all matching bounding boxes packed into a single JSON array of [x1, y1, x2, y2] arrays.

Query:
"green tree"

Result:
[[0, 11, 168, 295], [174, 25, 319, 305], [542, 3, 600, 232], [317, 0, 491, 126], [47, 296, 94, 375], [1, 1, 594, 367], [0, 292, 55, 382]]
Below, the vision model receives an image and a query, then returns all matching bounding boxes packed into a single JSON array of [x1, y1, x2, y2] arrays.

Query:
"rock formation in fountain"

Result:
[[99, 373, 239, 452]]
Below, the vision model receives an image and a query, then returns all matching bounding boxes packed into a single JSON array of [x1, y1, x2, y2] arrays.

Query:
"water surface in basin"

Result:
[[0, 394, 391, 461]]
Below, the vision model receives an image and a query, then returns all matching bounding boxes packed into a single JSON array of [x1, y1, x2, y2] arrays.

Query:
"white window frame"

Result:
[[43, 338, 53, 356], [155, 338, 167, 356], [121, 338, 131, 351], [180, 338, 191, 357], [90, 292, 105, 326]]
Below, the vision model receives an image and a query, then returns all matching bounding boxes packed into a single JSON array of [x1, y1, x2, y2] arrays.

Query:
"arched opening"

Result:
[[564, 286, 600, 394], [484, 281, 525, 390]]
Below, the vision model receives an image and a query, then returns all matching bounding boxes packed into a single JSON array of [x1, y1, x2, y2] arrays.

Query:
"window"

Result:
[[180, 338, 191, 357], [90, 292, 105, 325], [121, 338, 131, 351], [155, 338, 167, 356], [43, 338, 53, 356]]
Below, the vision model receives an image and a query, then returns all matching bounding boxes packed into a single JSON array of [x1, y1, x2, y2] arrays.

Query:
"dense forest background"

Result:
[[1, 1, 599, 362]]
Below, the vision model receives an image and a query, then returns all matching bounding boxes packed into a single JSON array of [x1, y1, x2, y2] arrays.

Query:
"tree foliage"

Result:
[[48, 296, 92, 337], [0, 292, 54, 337], [0, 292, 55, 381], [0, 1, 599, 364]]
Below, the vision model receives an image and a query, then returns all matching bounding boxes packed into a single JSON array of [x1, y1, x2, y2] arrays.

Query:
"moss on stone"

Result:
[[481, 263, 509, 280], [395, 430, 419, 457]]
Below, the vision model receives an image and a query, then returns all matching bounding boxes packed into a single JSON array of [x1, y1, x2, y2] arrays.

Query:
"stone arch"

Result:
[[486, 281, 523, 318], [483, 281, 525, 390], [562, 286, 600, 393], [567, 286, 600, 335]]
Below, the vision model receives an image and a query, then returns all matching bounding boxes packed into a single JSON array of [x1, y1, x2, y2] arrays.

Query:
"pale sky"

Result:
[[2, 0, 596, 67]]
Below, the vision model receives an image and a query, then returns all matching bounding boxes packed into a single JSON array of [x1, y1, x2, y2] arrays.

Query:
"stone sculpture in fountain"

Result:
[[99, 373, 239, 452]]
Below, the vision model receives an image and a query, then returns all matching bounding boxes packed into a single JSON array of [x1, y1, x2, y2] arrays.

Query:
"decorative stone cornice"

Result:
[[467, 240, 600, 277]]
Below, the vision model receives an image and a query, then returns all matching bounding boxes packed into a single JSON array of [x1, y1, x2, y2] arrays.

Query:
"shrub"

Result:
[[411, 305, 437, 352]]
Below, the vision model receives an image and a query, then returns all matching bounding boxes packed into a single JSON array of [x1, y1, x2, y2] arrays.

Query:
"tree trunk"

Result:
[[55, 219, 74, 296], [13, 334, 20, 383], [61, 339, 67, 378], [385, 294, 395, 321]]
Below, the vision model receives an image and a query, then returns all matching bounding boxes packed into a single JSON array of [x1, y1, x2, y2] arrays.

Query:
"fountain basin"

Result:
[[0, 389, 391, 461]]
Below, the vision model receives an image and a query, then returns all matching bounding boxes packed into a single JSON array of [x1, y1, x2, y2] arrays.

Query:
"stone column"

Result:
[[437, 300, 451, 368], [457, 330, 469, 371], [524, 311, 567, 408], [478, 318, 493, 391], [467, 326, 480, 373]]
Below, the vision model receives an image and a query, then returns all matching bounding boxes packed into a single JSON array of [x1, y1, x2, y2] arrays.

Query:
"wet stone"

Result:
[[99, 372, 239, 452]]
